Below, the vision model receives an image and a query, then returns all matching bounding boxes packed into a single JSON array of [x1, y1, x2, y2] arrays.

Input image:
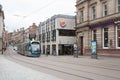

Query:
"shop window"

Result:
[[117, 26, 120, 47], [103, 28, 108, 48], [59, 29, 75, 36], [92, 30, 97, 41]]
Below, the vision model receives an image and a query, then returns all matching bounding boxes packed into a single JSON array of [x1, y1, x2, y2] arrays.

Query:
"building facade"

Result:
[[76, 0, 120, 57], [29, 23, 38, 41], [0, 4, 5, 51], [39, 14, 76, 56], [11, 28, 25, 45]]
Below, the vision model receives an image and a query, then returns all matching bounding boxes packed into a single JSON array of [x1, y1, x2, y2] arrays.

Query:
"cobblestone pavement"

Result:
[[0, 54, 63, 80]]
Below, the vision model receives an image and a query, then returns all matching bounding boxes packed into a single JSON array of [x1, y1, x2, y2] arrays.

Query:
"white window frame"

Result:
[[116, 0, 120, 12], [92, 6, 96, 20], [92, 30, 96, 41], [103, 28, 109, 49], [80, 10, 84, 22], [116, 26, 120, 49], [103, 2, 107, 16]]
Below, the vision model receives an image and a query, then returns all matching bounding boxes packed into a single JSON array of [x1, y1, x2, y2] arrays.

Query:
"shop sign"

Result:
[[60, 20, 66, 27], [74, 43, 78, 51], [90, 21, 114, 29], [114, 21, 120, 24]]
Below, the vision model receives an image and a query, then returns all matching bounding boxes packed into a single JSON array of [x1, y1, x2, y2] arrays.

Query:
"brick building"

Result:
[[76, 0, 120, 57], [29, 23, 38, 41]]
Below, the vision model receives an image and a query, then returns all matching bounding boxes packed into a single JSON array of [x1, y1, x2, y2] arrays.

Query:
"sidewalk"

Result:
[[0, 55, 63, 80]]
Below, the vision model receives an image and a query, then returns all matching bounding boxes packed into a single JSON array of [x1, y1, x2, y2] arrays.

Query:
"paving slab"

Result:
[[0, 55, 63, 80]]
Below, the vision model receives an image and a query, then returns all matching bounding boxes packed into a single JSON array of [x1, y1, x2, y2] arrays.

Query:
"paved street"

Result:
[[0, 54, 62, 80], [0, 47, 120, 80]]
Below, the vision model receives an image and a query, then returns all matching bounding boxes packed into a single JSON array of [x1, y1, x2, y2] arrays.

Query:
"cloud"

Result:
[[1, 0, 76, 32]]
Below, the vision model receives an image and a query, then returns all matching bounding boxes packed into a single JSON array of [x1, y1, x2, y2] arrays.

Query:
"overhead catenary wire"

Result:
[[23, 0, 56, 19]]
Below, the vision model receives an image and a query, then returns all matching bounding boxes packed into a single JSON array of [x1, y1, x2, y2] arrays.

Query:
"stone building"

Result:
[[11, 28, 24, 45], [3, 30, 9, 47], [39, 14, 76, 56], [0, 4, 5, 51], [10, 23, 38, 45], [76, 0, 120, 57]]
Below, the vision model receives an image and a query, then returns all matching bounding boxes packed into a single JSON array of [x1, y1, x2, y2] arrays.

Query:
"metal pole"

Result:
[[74, 15, 78, 58], [2, 32, 3, 54]]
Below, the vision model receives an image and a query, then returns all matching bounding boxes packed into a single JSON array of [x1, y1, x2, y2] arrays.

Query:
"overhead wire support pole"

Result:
[[74, 15, 78, 58]]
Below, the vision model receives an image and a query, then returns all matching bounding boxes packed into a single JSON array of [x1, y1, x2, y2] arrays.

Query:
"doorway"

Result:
[[80, 36, 83, 55]]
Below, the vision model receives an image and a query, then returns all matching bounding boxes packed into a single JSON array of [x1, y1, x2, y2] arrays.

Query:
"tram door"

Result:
[[80, 36, 83, 55]]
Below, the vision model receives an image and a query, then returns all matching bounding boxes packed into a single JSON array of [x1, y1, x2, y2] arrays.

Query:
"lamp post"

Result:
[[74, 15, 78, 58], [2, 31, 3, 54], [2, 26, 5, 54]]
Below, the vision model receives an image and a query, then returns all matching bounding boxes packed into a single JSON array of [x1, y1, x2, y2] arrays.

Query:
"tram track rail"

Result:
[[10, 49, 120, 72], [4, 47, 120, 80], [4, 49, 94, 80]]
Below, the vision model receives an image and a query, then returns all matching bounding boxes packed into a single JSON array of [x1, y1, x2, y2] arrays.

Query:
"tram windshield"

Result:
[[31, 42, 40, 52]]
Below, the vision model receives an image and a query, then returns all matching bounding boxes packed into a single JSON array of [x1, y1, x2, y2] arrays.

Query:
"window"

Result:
[[51, 30, 56, 41], [42, 33, 45, 43], [103, 2, 107, 16], [103, 28, 108, 48], [117, 26, 120, 47], [80, 10, 84, 22], [92, 6, 96, 19], [47, 32, 50, 42], [39, 34, 41, 42], [92, 30, 97, 41], [117, 0, 120, 12], [59, 30, 75, 36]]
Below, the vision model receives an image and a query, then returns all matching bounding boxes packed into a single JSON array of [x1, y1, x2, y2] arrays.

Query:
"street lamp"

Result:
[[2, 31, 3, 54], [74, 15, 78, 58]]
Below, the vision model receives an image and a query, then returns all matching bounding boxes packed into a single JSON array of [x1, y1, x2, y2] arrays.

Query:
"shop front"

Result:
[[58, 44, 73, 55]]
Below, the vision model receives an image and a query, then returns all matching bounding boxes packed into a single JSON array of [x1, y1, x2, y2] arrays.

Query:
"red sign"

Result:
[[60, 20, 66, 27]]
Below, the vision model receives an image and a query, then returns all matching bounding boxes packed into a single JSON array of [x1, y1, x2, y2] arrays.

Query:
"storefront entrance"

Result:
[[52, 45, 56, 55], [59, 44, 73, 55], [80, 36, 83, 55]]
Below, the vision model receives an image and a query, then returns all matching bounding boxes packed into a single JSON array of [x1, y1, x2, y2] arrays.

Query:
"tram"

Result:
[[17, 41, 41, 57]]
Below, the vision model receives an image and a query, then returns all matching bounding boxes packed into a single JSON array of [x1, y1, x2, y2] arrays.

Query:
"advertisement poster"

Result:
[[91, 41, 97, 55]]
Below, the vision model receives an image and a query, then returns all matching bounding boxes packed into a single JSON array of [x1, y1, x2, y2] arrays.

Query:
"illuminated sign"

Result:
[[60, 20, 66, 27]]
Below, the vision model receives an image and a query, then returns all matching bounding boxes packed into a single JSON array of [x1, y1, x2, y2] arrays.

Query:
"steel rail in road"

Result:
[[4, 47, 120, 80], [4, 49, 93, 80]]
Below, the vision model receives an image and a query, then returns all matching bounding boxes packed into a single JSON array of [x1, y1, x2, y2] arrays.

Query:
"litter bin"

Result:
[[74, 51, 78, 57], [73, 43, 78, 58], [74, 47, 78, 58]]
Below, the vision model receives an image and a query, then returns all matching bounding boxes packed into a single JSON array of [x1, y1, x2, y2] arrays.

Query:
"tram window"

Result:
[[32, 42, 39, 44]]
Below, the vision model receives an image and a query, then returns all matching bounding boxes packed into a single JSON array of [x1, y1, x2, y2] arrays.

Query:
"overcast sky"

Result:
[[0, 0, 76, 32]]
